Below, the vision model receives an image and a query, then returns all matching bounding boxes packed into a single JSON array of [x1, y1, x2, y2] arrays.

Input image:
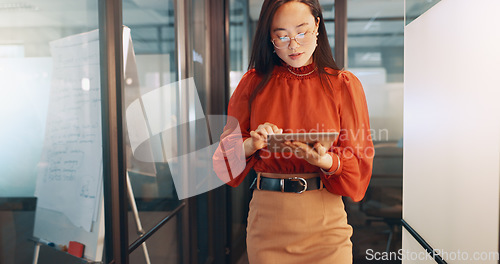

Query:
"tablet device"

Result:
[[267, 132, 339, 153]]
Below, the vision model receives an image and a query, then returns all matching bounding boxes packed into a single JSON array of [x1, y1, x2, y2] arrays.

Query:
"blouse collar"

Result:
[[275, 61, 319, 79]]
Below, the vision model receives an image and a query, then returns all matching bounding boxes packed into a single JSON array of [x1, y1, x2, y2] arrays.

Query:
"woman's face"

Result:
[[270, 1, 319, 68]]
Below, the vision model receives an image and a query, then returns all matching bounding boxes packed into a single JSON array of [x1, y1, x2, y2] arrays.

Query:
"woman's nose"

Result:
[[288, 38, 300, 50]]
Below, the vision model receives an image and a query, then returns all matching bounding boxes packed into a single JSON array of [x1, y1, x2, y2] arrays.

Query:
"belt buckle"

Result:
[[288, 177, 308, 194]]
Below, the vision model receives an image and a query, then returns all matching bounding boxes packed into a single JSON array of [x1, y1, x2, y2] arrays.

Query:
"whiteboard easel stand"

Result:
[[32, 242, 40, 264], [126, 172, 152, 264]]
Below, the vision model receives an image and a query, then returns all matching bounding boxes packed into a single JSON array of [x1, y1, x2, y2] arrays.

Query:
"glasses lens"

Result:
[[296, 32, 315, 46], [274, 38, 289, 49]]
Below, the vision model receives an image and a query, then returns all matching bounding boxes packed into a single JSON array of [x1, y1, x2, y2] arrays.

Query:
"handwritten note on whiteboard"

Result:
[[35, 29, 101, 232]]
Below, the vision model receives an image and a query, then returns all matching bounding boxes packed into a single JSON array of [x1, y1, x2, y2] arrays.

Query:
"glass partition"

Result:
[[346, 0, 404, 262], [0, 0, 102, 262], [322, 0, 336, 58], [122, 0, 182, 263], [0, 1, 99, 196], [405, 0, 441, 25], [228, 0, 252, 262], [190, 0, 210, 262], [229, 0, 250, 95]]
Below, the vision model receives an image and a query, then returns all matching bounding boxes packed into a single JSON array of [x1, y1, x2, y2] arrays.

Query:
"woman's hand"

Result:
[[243, 122, 282, 157], [284, 141, 333, 170]]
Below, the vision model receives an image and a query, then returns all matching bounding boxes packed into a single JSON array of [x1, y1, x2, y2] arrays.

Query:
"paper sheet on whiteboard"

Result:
[[34, 29, 102, 232], [34, 26, 156, 232]]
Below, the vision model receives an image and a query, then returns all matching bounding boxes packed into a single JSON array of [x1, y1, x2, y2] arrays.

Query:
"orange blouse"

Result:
[[213, 63, 374, 202]]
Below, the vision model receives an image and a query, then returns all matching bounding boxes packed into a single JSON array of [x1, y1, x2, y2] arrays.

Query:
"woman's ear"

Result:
[[315, 17, 320, 31]]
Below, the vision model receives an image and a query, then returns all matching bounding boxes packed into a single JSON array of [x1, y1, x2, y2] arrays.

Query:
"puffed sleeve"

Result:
[[212, 70, 260, 187], [320, 71, 374, 202]]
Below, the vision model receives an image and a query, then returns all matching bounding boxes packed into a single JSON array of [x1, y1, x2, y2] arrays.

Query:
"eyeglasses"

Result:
[[271, 30, 318, 50]]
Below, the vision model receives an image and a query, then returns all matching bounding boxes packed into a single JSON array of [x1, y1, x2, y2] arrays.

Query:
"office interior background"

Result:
[[1, 0, 499, 263]]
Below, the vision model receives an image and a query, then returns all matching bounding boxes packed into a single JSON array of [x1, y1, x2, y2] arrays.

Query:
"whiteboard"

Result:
[[33, 27, 146, 262], [33, 28, 103, 261], [403, 0, 500, 263]]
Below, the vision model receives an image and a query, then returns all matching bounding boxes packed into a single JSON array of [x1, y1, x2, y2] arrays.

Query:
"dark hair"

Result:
[[247, 0, 340, 110]]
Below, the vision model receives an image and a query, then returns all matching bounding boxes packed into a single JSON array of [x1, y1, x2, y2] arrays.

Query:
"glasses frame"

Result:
[[271, 30, 318, 50]]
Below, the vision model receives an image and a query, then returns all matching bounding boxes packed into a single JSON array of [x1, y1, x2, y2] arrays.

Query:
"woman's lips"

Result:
[[289, 52, 303, 60]]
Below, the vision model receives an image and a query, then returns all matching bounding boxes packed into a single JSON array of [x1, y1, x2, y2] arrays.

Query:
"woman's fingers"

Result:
[[264, 122, 281, 133], [314, 142, 326, 156], [257, 123, 282, 136], [248, 123, 286, 152], [250, 130, 265, 142], [283, 141, 331, 168], [252, 123, 283, 143], [255, 125, 270, 137], [285, 141, 312, 157], [248, 131, 267, 152], [284, 141, 326, 160], [264, 126, 274, 135], [291, 141, 310, 151]]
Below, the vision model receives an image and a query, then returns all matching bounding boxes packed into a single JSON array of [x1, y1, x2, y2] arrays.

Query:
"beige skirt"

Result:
[[246, 187, 353, 264]]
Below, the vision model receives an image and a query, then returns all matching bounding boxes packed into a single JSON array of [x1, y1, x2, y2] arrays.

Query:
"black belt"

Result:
[[250, 173, 322, 194]]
